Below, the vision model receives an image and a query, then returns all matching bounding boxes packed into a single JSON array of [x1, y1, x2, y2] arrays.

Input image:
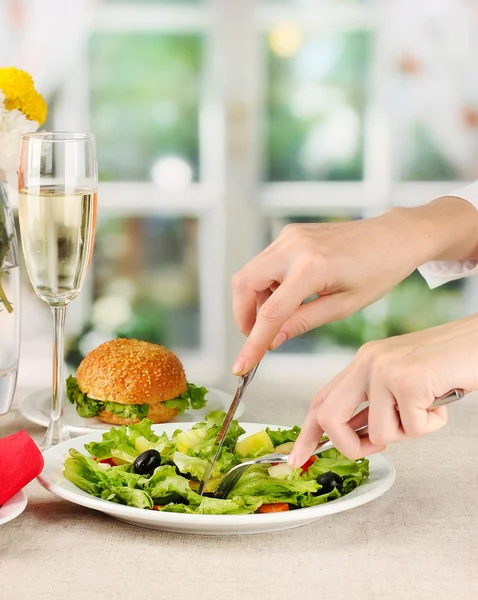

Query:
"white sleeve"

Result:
[[418, 181, 478, 289]]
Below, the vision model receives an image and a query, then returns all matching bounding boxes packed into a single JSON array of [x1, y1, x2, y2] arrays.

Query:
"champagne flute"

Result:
[[18, 132, 97, 451]]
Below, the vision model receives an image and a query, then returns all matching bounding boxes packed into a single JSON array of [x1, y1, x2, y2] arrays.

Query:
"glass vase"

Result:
[[0, 179, 21, 415]]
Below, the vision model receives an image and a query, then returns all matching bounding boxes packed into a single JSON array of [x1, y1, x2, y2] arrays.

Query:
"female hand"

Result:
[[288, 315, 478, 467], [231, 197, 478, 375]]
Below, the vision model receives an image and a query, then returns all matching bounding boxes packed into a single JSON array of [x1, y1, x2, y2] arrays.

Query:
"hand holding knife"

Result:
[[197, 362, 260, 495]]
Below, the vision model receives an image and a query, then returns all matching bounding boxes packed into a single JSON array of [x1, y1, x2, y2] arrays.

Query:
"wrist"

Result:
[[386, 197, 478, 265], [418, 196, 478, 261]]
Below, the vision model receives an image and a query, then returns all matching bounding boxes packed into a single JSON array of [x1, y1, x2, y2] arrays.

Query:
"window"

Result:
[[16, 0, 478, 389], [89, 33, 202, 182], [265, 29, 371, 181]]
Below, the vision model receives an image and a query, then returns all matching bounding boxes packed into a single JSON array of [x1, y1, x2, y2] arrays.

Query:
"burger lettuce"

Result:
[[66, 376, 208, 420], [162, 383, 208, 414], [63, 412, 371, 515]]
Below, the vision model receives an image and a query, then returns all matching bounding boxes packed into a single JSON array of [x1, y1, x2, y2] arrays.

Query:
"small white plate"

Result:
[[38, 422, 396, 535], [0, 489, 28, 525], [19, 387, 243, 435]]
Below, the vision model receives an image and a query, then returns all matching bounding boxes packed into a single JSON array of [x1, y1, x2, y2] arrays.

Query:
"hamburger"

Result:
[[66, 338, 208, 425]]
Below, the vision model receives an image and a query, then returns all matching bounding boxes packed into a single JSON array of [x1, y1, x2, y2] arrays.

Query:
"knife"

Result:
[[197, 362, 260, 496]]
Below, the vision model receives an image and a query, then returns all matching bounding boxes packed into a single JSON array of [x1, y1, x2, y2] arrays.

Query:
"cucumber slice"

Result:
[[268, 463, 294, 479], [274, 441, 295, 455]]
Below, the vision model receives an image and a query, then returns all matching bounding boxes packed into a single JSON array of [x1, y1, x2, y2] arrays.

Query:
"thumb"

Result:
[[271, 293, 354, 349]]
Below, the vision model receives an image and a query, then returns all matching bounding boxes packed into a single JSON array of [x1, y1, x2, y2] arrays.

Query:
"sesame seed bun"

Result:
[[76, 338, 187, 424]]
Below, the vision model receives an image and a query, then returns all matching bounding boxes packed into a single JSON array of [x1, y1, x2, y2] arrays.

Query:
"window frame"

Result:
[[45, 0, 473, 387]]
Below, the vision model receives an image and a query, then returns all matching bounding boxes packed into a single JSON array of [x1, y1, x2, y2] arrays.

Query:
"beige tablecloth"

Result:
[[1, 382, 477, 600]]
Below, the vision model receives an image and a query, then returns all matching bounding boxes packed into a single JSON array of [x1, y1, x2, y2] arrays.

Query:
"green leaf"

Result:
[[107, 487, 153, 509], [66, 376, 100, 418], [186, 382, 208, 410], [162, 396, 190, 415], [63, 448, 110, 496], [163, 382, 209, 414], [142, 465, 191, 503], [266, 426, 301, 447], [229, 465, 318, 507], [172, 452, 209, 480], [126, 419, 160, 444], [66, 376, 150, 421], [85, 426, 131, 460], [103, 402, 149, 420]]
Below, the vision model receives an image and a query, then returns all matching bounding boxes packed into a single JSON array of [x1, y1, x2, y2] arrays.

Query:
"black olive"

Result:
[[316, 471, 343, 495], [133, 449, 162, 475]]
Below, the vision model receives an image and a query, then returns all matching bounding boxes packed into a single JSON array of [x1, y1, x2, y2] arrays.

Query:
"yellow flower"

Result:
[[5, 91, 47, 125], [0, 67, 47, 125]]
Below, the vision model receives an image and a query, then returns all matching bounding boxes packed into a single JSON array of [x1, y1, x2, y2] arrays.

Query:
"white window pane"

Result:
[[390, 3, 478, 181], [89, 33, 203, 182], [107, 0, 203, 4], [65, 215, 200, 368], [262, 0, 368, 4], [264, 29, 371, 181]]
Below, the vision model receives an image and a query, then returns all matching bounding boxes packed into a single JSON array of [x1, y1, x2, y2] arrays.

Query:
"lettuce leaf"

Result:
[[265, 426, 301, 447], [163, 382, 208, 414], [162, 396, 190, 415], [229, 465, 318, 507], [85, 426, 130, 460], [103, 402, 149, 420], [186, 383, 208, 410], [63, 448, 110, 496], [158, 497, 249, 515], [66, 376, 100, 418], [67, 376, 207, 419], [141, 465, 192, 504], [127, 419, 160, 444], [66, 376, 149, 421], [107, 487, 153, 509]]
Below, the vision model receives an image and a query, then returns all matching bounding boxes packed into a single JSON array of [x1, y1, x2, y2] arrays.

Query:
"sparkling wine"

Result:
[[18, 186, 97, 306]]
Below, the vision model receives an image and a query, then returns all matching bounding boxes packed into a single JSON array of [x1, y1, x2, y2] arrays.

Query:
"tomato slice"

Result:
[[300, 456, 316, 473], [258, 503, 290, 513], [153, 505, 164, 511]]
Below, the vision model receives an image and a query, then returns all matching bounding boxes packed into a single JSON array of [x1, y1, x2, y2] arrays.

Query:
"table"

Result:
[[1, 382, 477, 600]]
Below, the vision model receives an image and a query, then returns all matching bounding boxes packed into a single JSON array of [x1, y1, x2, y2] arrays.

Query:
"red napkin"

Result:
[[0, 430, 44, 505]]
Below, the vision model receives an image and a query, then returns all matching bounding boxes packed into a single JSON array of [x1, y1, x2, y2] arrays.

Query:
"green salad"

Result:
[[63, 411, 370, 515]]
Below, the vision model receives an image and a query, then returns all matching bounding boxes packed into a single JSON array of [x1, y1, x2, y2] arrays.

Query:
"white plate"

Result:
[[0, 489, 28, 525], [19, 387, 243, 435], [38, 422, 395, 535]]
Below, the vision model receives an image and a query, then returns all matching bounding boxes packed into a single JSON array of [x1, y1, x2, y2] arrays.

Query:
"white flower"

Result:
[[0, 108, 38, 176], [0, 90, 6, 125]]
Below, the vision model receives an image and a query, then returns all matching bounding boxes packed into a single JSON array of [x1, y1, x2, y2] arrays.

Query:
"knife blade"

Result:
[[197, 363, 260, 496]]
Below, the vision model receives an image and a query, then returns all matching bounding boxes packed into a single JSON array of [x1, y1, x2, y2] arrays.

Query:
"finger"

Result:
[[387, 369, 449, 438], [396, 393, 448, 439], [288, 371, 350, 468], [256, 289, 272, 314], [269, 293, 355, 350], [347, 406, 369, 430], [233, 276, 313, 374], [292, 367, 381, 464], [314, 376, 384, 460], [288, 400, 325, 468], [322, 416, 385, 460], [367, 379, 403, 446], [231, 260, 281, 337]]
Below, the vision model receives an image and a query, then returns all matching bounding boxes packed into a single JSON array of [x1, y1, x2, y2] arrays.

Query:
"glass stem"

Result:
[[40, 305, 70, 450]]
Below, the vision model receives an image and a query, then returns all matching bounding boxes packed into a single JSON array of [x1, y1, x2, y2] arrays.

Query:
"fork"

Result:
[[211, 388, 465, 499]]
